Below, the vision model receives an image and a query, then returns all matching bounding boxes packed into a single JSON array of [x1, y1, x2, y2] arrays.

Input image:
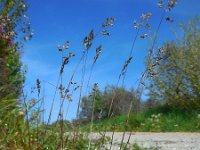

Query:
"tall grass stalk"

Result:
[[120, 10, 167, 149], [87, 83, 97, 149], [22, 91, 31, 149]]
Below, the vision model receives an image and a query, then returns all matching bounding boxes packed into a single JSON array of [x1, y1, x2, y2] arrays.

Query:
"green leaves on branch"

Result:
[[146, 17, 200, 110]]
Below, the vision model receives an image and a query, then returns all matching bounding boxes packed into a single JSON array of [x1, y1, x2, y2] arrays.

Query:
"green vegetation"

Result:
[[81, 104, 200, 132], [76, 85, 139, 125], [131, 144, 158, 150], [146, 18, 200, 110], [0, 0, 199, 149], [0, 0, 32, 99], [0, 0, 34, 149]]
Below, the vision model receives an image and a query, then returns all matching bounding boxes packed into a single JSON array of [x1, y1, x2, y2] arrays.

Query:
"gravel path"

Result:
[[90, 132, 200, 150]]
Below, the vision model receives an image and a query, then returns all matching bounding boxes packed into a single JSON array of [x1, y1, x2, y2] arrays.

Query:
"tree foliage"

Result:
[[0, 0, 31, 99], [102, 85, 140, 116], [147, 18, 200, 110], [79, 88, 104, 122], [77, 85, 140, 124]]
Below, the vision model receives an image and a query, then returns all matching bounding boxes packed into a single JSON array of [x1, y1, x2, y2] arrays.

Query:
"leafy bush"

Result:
[[146, 18, 200, 110], [0, 0, 31, 99], [77, 85, 139, 125]]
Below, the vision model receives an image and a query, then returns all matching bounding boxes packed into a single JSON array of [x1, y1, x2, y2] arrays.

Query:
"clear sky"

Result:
[[22, 0, 200, 122]]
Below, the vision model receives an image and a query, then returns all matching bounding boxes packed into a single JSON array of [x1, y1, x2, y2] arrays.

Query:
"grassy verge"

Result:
[[81, 105, 200, 132]]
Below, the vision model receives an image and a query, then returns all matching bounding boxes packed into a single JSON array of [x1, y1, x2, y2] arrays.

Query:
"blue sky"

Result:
[[22, 0, 200, 122]]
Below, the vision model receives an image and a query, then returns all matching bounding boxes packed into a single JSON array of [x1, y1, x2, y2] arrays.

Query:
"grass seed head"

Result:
[[157, 1, 164, 8], [101, 30, 110, 36], [166, 17, 174, 22]]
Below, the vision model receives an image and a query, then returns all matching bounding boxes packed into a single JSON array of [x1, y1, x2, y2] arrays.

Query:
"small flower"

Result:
[[148, 118, 153, 122], [197, 114, 200, 119]]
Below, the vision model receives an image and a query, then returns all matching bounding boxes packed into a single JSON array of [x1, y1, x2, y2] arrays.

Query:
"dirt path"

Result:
[[91, 132, 200, 150]]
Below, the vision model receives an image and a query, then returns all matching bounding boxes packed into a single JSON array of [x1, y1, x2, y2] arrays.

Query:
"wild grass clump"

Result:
[[2, 0, 200, 149]]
